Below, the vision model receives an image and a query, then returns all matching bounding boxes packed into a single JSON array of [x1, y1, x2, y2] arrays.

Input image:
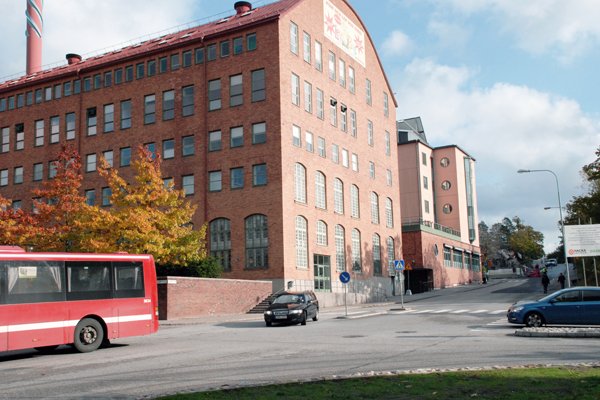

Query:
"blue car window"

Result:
[[583, 290, 600, 302], [554, 291, 580, 303]]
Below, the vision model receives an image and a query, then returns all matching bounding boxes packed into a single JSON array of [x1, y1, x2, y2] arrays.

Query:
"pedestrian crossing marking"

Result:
[[431, 309, 452, 313], [412, 309, 434, 314], [390, 309, 508, 315], [469, 310, 488, 314], [450, 309, 470, 314], [488, 310, 506, 314]]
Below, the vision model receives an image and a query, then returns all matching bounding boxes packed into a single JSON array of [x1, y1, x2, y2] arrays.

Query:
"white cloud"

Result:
[[392, 58, 600, 252], [427, 20, 471, 48], [381, 30, 414, 57]]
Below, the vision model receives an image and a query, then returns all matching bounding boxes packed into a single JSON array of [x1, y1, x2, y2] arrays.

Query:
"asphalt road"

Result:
[[1, 278, 599, 399]]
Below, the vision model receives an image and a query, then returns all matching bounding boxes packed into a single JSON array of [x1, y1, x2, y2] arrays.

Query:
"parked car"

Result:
[[546, 259, 557, 267], [507, 287, 600, 327], [526, 270, 541, 277], [264, 291, 319, 327]]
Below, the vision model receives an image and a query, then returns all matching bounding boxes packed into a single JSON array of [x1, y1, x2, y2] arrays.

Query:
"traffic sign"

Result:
[[394, 260, 405, 271], [406, 265, 412, 271], [340, 271, 351, 283]]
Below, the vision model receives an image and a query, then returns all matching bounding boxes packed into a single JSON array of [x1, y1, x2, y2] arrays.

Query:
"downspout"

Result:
[[201, 37, 208, 225], [77, 68, 82, 156]]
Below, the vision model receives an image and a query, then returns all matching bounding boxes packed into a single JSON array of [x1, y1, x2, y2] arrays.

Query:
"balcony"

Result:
[[401, 218, 461, 239]]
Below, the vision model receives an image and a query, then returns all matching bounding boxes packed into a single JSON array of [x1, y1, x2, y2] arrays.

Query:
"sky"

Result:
[[1, 0, 599, 253]]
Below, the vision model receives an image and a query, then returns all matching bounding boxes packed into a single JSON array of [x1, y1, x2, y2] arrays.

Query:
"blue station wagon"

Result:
[[507, 287, 600, 327]]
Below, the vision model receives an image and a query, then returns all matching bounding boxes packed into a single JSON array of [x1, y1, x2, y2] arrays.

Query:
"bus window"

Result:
[[114, 261, 145, 298], [66, 261, 113, 301], [5, 260, 65, 304]]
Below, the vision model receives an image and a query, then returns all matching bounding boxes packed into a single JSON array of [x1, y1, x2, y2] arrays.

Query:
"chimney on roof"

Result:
[[66, 53, 82, 65], [234, 1, 252, 15], [25, 0, 44, 75]]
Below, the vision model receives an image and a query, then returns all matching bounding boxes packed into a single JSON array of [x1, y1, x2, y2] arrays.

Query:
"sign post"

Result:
[[394, 260, 405, 309], [339, 271, 351, 316]]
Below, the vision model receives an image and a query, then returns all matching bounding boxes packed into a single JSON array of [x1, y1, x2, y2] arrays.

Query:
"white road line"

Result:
[[450, 309, 470, 314], [390, 310, 417, 314], [488, 310, 507, 314], [430, 309, 452, 313], [412, 309, 434, 314], [469, 310, 488, 314]]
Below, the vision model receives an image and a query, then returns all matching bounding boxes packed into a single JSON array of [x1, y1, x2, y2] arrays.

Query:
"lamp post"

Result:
[[518, 169, 571, 287]]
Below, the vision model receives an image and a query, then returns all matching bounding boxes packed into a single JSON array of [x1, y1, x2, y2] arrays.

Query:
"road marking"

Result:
[[412, 309, 434, 314], [488, 310, 507, 314], [430, 309, 452, 313], [450, 309, 470, 314], [390, 310, 417, 314], [469, 310, 488, 314]]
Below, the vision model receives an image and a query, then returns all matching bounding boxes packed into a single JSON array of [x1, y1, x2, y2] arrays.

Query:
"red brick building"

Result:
[[0, 0, 401, 305]]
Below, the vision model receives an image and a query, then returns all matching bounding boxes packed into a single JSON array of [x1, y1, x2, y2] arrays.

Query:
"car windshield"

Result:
[[273, 294, 304, 304], [536, 293, 555, 302]]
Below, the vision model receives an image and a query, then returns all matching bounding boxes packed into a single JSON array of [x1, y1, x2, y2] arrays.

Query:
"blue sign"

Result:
[[340, 271, 351, 283], [394, 260, 405, 271]]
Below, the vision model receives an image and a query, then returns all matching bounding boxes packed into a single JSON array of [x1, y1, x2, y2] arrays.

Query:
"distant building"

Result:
[[397, 117, 482, 291]]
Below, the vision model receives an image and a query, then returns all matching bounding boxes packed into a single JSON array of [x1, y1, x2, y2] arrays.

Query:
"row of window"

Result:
[[0, 33, 258, 113], [443, 247, 481, 271], [293, 163, 394, 227]]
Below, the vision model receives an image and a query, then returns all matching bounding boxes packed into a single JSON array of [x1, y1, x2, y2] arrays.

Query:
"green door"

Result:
[[314, 254, 331, 292]]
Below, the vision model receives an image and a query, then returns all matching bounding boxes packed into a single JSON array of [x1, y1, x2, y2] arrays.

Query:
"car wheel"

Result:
[[313, 309, 319, 322], [525, 312, 544, 328], [301, 311, 307, 325], [266, 321, 272, 327]]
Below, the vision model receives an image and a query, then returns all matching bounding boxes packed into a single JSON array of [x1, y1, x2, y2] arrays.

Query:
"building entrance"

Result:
[[313, 254, 331, 292]]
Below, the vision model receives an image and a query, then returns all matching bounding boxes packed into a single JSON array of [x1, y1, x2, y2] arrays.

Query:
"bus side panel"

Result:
[[145, 259, 159, 334], [66, 305, 113, 344], [0, 307, 7, 351], [118, 306, 153, 338], [7, 303, 68, 351]]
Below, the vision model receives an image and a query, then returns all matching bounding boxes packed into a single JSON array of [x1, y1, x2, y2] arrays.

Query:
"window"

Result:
[[422, 152, 427, 165], [120, 100, 131, 129], [144, 94, 155, 124], [384, 93, 389, 116], [182, 50, 192, 67], [386, 198, 393, 228], [103, 150, 114, 168], [329, 52, 336, 81], [366, 79, 372, 105], [182, 135, 194, 155], [35, 89, 43, 103], [209, 171, 222, 192], [231, 167, 244, 189], [104, 71, 112, 86], [35, 119, 44, 146], [101, 187, 112, 206], [441, 180, 451, 190], [64, 82, 72, 96], [369, 162, 375, 179], [83, 78, 91, 92], [182, 85, 194, 116], [86, 154, 97, 172], [387, 170, 392, 186], [16, 94, 23, 108], [1, 127, 8, 153], [163, 90, 174, 120], [114, 69, 122, 84], [330, 98, 337, 126], [293, 125, 301, 147], [50, 116, 59, 143], [54, 84, 62, 99], [368, 120, 374, 146], [182, 175, 194, 195], [454, 249, 463, 269], [252, 122, 266, 144], [207, 44, 217, 61], [33, 163, 43, 181], [291, 73, 300, 106], [85, 189, 95, 206], [342, 149, 349, 168], [245, 214, 268, 268], [373, 234, 381, 275], [387, 237, 395, 271], [8, 96, 15, 109], [12, 200, 21, 210], [317, 89, 324, 119], [163, 178, 173, 191], [440, 157, 450, 167], [92, 74, 101, 90], [170, 54, 180, 70], [315, 171, 326, 209], [349, 66, 355, 93], [103, 104, 114, 133], [332, 144, 339, 163], [208, 79, 221, 111], [66, 113, 75, 140], [425, 200, 430, 214], [15, 124, 24, 150], [233, 37, 243, 54], [339, 59, 346, 87], [335, 225, 345, 271], [290, 22, 298, 54], [120, 147, 131, 167], [351, 185, 359, 218], [352, 229, 361, 272], [352, 154, 358, 172], [303, 32, 311, 63], [317, 137, 326, 158], [443, 204, 453, 214], [195, 47, 204, 64], [341, 106, 347, 132], [350, 110, 357, 137], [251, 69, 265, 102], [230, 75, 243, 106], [334, 179, 344, 214], [371, 192, 379, 224], [26, 91, 32, 105], [230, 126, 243, 148], [423, 176, 428, 189], [253, 164, 267, 186], [247, 33, 257, 51], [125, 66, 133, 82], [1, 98, 5, 110], [0, 169, 7, 186], [14, 167, 23, 184], [87, 108, 97, 136], [163, 139, 174, 159], [210, 218, 231, 271], [317, 221, 327, 246], [306, 131, 313, 152], [159, 57, 168, 73], [209, 130, 221, 151], [315, 40, 323, 71], [304, 81, 312, 113], [219, 40, 229, 58], [295, 216, 308, 269], [147, 60, 156, 76], [294, 163, 306, 203]]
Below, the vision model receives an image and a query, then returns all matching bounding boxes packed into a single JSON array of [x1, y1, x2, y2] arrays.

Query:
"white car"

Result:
[[546, 259, 557, 266]]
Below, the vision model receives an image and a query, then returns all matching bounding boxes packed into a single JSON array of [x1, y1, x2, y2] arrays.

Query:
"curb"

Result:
[[515, 330, 600, 338]]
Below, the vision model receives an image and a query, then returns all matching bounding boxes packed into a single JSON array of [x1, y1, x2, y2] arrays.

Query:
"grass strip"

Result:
[[161, 366, 600, 400]]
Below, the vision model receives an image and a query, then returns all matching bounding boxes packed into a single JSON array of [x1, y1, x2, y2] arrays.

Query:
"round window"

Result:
[[441, 181, 451, 190], [443, 204, 453, 214], [440, 157, 450, 167], [434, 244, 439, 256]]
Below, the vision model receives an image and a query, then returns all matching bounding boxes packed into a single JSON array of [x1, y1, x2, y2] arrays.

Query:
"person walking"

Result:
[[541, 273, 550, 294], [558, 273, 566, 289]]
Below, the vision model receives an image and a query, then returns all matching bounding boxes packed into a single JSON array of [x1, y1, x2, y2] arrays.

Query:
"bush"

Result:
[[156, 257, 222, 278]]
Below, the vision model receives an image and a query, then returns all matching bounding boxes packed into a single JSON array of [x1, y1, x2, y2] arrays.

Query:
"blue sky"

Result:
[[1, 0, 599, 253]]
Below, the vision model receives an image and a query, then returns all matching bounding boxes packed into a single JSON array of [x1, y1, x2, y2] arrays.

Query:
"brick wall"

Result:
[[157, 276, 273, 320]]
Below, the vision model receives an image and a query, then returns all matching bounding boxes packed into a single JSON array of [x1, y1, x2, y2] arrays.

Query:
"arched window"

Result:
[[334, 178, 344, 214], [295, 216, 308, 269], [387, 237, 395, 271], [351, 184, 359, 218], [245, 214, 268, 268], [335, 225, 345, 271], [210, 218, 231, 271], [315, 171, 326, 209], [352, 228, 361, 272], [371, 192, 379, 224], [316, 220, 327, 246], [294, 163, 306, 203], [385, 198, 393, 228], [373, 233, 381, 275]]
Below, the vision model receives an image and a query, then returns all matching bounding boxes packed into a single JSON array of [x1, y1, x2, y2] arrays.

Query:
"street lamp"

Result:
[[517, 169, 571, 287]]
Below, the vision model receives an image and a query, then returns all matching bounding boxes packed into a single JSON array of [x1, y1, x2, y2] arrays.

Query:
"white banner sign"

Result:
[[564, 224, 600, 257], [323, 0, 366, 67]]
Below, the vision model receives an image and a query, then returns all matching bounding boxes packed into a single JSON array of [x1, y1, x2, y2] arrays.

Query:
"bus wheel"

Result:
[[74, 318, 104, 353], [34, 345, 59, 353]]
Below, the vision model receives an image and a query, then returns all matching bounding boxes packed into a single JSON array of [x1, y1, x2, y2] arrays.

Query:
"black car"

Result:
[[264, 291, 319, 326]]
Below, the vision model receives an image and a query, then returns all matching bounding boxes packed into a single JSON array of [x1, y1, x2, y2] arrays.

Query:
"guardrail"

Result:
[[402, 218, 461, 238]]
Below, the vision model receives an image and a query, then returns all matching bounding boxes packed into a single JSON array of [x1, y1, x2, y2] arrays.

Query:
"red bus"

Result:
[[0, 246, 159, 353]]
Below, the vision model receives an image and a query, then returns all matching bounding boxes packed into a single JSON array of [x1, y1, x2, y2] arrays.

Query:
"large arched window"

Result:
[[295, 216, 308, 269], [335, 225, 345, 271], [210, 218, 231, 271], [315, 171, 326, 209], [387, 237, 395, 271], [245, 214, 268, 268], [371, 192, 379, 224], [294, 163, 306, 203], [385, 198, 393, 228], [373, 233, 381, 275], [334, 178, 344, 214], [352, 228, 361, 273], [316, 220, 327, 246], [351, 184, 359, 218]]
